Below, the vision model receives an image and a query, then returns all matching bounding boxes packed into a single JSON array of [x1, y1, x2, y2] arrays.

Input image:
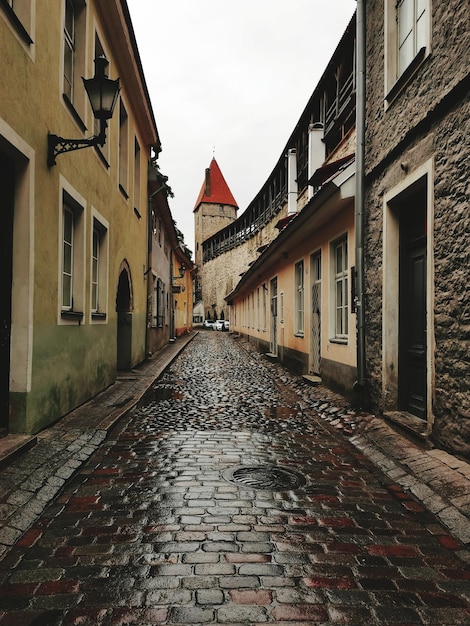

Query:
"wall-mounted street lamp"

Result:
[[47, 55, 120, 167], [173, 263, 186, 281]]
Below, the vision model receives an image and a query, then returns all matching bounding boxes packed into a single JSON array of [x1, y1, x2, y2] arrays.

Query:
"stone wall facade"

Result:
[[201, 214, 286, 322], [364, 0, 470, 457]]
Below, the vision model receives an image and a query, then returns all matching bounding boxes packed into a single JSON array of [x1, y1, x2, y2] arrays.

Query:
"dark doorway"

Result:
[[0, 152, 15, 432], [399, 188, 427, 419], [116, 268, 132, 370]]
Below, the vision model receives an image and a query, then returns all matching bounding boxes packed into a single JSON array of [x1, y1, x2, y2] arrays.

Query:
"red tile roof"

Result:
[[193, 158, 238, 211]]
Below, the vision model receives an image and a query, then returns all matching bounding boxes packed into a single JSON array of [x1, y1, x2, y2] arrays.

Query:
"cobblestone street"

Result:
[[0, 332, 469, 625]]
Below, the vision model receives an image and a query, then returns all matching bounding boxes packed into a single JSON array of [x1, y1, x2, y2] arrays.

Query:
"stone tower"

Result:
[[193, 158, 238, 271], [193, 158, 238, 321]]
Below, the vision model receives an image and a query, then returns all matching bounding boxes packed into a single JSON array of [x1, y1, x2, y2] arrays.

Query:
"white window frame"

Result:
[[59, 182, 85, 324], [62, 206, 74, 310], [90, 209, 109, 321], [294, 260, 304, 336], [63, 0, 75, 100], [384, 0, 430, 102], [262, 283, 267, 331], [332, 235, 348, 341], [63, 0, 86, 115], [134, 137, 141, 216], [119, 99, 129, 195], [152, 277, 166, 328], [4, 0, 34, 43]]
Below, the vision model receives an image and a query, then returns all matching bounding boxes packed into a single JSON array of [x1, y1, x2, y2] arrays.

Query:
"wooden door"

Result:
[[399, 193, 427, 419]]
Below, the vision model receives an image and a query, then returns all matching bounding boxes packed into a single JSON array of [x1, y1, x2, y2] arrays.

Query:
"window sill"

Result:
[[294, 332, 305, 338], [119, 184, 129, 200], [62, 94, 87, 132], [91, 312, 107, 321], [385, 47, 427, 106], [61, 310, 84, 324], [329, 337, 348, 345], [95, 147, 110, 169]]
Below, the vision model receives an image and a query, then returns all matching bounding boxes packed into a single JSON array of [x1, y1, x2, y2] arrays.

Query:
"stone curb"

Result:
[[351, 419, 470, 551]]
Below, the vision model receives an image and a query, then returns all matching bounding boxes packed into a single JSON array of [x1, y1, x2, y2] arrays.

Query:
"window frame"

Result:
[[90, 210, 109, 321], [1, 0, 34, 45], [384, 0, 430, 103], [119, 99, 129, 196], [152, 277, 166, 328], [63, 0, 86, 119], [331, 235, 349, 342], [59, 185, 85, 324], [133, 137, 141, 217], [294, 260, 305, 336]]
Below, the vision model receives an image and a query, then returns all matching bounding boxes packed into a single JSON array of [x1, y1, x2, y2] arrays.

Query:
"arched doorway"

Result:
[[116, 264, 133, 370]]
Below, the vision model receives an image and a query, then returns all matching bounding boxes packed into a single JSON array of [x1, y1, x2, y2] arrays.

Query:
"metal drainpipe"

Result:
[[354, 0, 366, 397]]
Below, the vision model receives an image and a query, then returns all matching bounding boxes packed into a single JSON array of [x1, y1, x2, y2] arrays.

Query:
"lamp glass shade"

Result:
[[82, 56, 120, 121]]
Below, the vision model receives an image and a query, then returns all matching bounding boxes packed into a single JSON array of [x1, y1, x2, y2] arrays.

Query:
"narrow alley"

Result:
[[0, 332, 469, 625]]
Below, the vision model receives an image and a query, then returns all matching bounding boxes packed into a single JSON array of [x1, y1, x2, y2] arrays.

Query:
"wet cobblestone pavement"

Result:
[[0, 332, 469, 625]]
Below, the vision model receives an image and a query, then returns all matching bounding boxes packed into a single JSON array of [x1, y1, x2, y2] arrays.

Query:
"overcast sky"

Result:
[[126, 0, 356, 254]]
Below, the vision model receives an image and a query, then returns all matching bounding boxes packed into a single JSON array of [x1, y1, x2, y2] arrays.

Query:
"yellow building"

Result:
[[0, 1, 159, 434], [197, 15, 359, 401], [227, 157, 357, 401]]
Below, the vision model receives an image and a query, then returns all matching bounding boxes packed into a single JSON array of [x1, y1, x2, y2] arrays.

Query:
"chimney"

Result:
[[287, 148, 298, 215], [308, 123, 325, 200], [204, 168, 211, 197]]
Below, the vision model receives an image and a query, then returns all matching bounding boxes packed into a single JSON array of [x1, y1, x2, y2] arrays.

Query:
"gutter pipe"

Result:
[[354, 0, 366, 397]]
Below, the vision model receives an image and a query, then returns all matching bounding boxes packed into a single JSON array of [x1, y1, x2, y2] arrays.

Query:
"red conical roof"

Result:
[[193, 158, 238, 211]]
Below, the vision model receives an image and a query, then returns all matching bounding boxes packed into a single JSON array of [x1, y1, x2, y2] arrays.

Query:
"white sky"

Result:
[[126, 0, 356, 254]]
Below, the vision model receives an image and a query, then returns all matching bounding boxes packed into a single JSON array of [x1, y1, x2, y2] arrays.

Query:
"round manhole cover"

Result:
[[223, 465, 306, 491]]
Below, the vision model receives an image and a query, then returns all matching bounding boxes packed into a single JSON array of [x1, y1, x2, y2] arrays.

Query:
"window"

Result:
[[153, 278, 165, 328], [119, 100, 129, 195], [385, 0, 429, 97], [134, 138, 141, 216], [63, 0, 74, 100], [295, 261, 304, 335], [3, 0, 34, 44], [262, 283, 267, 331], [61, 189, 84, 321], [63, 0, 85, 112], [333, 237, 348, 339], [62, 207, 73, 310], [398, 0, 427, 76], [90, 214, 108, 319], [91, 228, 99, 310]]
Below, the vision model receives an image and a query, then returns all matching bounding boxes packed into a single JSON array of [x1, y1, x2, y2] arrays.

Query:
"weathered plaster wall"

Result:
[[2, 1, 152, 433]]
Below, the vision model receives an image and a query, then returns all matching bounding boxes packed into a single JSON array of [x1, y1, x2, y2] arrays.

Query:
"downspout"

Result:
[[354, 0, 366, 399]]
